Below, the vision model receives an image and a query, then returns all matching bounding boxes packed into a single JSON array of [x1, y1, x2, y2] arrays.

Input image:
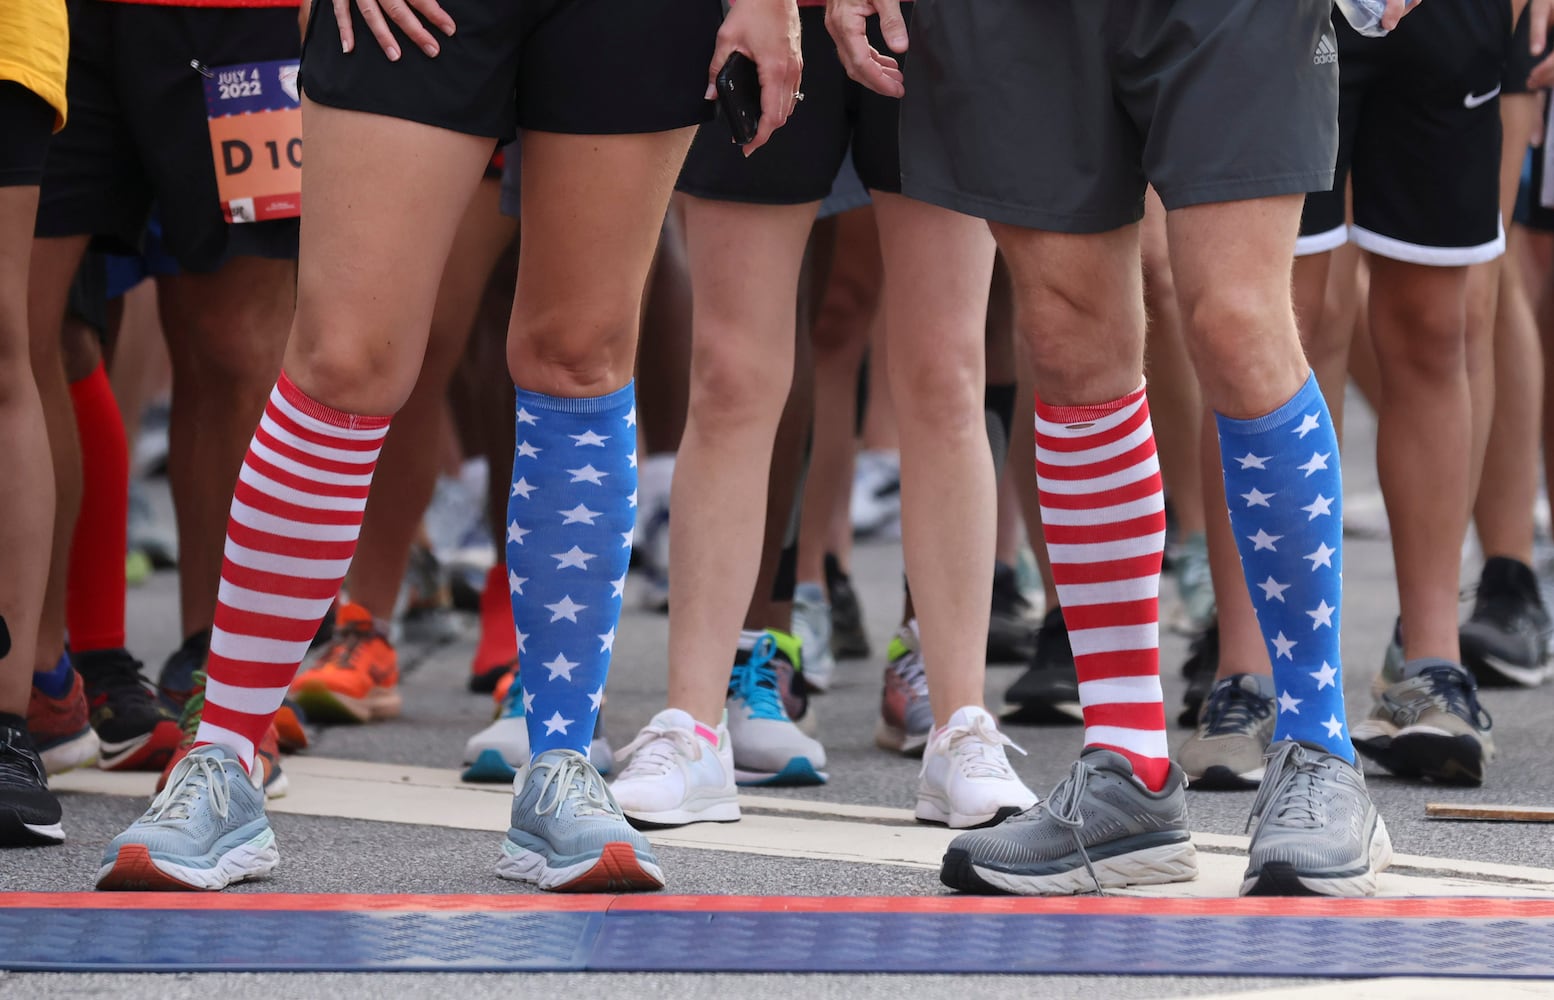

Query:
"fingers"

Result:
[[381, 0, 442, 57], [354, 0, 403, 59], [1381, 0, 1412, 31], [876, 0, 909, 52], [707, 34, 736, 101], [1531, 51, 1554, 90], [333, 0, 355, 52], [351, 0, 452, 59], [746, 56, 791, 156]]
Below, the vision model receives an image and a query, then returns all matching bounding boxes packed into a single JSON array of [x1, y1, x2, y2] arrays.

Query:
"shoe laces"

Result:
[[1200, 679, 1272, 737], [889, 641, 930, 701], [0, 730, 45, 790], [1246, 741, 1322, 833], [1043, 759, 1105, 896], [930, 713, 1025, 780], [82, 650, 160, 700], [617, 724, 703, 779], [533, 753, 615, 818], [315, 621, 384, 674], [1414, 665, 1493, 731], [730, 635, 788, 721], [149, 752, 231, 823]]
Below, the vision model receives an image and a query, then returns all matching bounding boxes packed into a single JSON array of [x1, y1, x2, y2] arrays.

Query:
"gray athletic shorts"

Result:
[[900, 0, 1340, 233]]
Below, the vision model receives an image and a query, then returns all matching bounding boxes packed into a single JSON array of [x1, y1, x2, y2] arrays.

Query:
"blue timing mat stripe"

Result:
[[3, 904, 1554, 975]]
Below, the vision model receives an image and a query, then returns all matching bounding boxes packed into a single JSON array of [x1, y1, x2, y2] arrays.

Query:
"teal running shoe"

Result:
[[496, 748, 663, 892], [96, 744, 277, 891]]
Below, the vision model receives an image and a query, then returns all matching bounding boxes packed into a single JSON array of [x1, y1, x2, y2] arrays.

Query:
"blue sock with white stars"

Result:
[[1215, 373, 1354, 762], [506, 382, 637, 760]]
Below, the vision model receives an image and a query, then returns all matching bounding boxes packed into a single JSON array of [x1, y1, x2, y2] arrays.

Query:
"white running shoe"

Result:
[[463, 674, 613, 782], [611, 709, 739, 827], [792, 583, 837, 692], [916, 706, 1037, 829], [728, 634, 828, 785]]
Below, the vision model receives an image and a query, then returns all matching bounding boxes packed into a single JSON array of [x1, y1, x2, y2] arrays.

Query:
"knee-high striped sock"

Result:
[[1216, 373, 1352, 761], [194, 373, 388, 770], [1034, 384, 1169, 791], [506, 382, 636, 759]]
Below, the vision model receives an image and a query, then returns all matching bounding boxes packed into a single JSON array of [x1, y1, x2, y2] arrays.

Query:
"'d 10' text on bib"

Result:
[[202, 60, 302, 224]]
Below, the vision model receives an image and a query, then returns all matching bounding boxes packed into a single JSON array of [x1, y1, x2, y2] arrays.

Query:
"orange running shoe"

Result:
[[158, 669, 287, 799], [470, 564, 518, 692], [26, 660, 100, 775], [290, 602, 402, 724], [492, 663, 518, 707]]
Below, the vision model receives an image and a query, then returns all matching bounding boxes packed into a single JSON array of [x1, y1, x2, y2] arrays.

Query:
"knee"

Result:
[[509, 301, 637, 397], [1373, 293, 1466, 385], [889, 351, 983, 433], [284, 330, 419, 417], [1022, 291, 1144, 403], [686, 330, 792, 430]]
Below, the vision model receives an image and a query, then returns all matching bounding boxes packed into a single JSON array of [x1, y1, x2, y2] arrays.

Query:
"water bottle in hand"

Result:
[[1334, 0, 1417, 38]]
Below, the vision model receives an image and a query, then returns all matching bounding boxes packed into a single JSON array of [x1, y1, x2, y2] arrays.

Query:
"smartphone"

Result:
[[715, 52, 762, 145]]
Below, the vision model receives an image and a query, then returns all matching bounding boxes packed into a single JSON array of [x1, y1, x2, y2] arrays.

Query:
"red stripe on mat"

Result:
[[6, 894, 1554, 919]]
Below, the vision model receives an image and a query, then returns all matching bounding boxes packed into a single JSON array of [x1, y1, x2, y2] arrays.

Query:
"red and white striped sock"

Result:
[[1034, 384, 1170, 792], [194, 373, 389, 770]]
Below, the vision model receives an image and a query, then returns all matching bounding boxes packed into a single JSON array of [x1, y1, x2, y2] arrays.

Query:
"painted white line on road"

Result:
[[55, 756, 1554, 896], [1177, 979, 1554, 1000]]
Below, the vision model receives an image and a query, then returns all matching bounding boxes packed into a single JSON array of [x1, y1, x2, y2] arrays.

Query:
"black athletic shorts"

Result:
[[1297, 1, 1511, 265], [34, 2, 301, 272], [676, 5, 907, 205], [0, 81, 55, 188], [899, 0, 1339, 233], [1505, 4, 1543, 95], [301, 0, 721, 141]]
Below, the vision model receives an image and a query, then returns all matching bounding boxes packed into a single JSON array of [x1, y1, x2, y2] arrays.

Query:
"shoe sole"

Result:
[[998, 702, 1084, 727], [273, 704, 310, 753], [496, 839, 664, 892], [1353, 726, 1487, 786], [873, 721, 929, 757], [98, 721, 183, 773], [1185, 765, 1265, 791], [621, 799, 742, 828], [95, 831, 279, 891], [941, 837, 1198, 896], [461, 742, 613, 783], [914, 801, 1029, 830], [40, 727, 101, 776], [1241, 816, 1392, 898], [734, 757, 827, 787], [0, 813, 65, 847], [1460, 648, 1551, 689], [291, 684, 401, 725]]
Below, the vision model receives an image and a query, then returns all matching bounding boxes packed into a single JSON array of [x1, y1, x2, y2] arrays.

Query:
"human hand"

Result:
[[825, 0, 906, 97], [333, 0, 455, 62], [707, 0, 803, 155]]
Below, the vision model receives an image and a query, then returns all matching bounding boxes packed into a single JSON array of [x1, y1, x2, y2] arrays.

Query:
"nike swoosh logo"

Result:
[[1464, 85, 1502, 109]]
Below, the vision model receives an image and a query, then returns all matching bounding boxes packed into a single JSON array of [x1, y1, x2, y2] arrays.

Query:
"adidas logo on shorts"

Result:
[[1313, 34, 1338, 65]]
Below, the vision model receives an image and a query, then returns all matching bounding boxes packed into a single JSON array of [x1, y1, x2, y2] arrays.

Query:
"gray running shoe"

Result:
[[1242, 739, 1391, 897], [1176, 674, 1276, 790], [792, 582, 838, 692], [875, 622, 934, 756], [96, 744, 276, 891], [939, 748, 1197, 896], [1352, 657, 1495, 786], [497, 748, 665, 892]]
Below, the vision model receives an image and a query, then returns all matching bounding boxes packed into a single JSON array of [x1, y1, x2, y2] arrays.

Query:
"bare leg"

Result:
[[1141, 189, 1204, 540]]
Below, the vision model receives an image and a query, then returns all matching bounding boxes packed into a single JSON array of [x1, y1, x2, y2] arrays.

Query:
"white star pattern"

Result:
[[1237, 452, 1270, 470], [568, 464, 608, 485], [611, 574, 628, 599], [559, 503, 601, 526], [516, 441, 541, 459], [1248, 529, 1282, 552], [1304, 542, 1336, 570], [511, 477, 535, 499], [1302, 494, 1334, 520], [621, 530, 634, 549], [1297, 452, 1331, 477], [522, 689, 535, 713], [1241, 487, 1275, 508], [628, 450, 638, 469], [627, 489, 638, 509], [598, 627, 616, 653], [542, 653, 579, 681], [624, 406, 636, 428], [1293, 413, 1321, 439], [1271, 631, 1296, 660], [516, 407, 538, 425], [543, 711, 573, 736], [570, 430, 610, 447], [1258, 577, 1291, 603], [1278, 690, 1303, 714], [588, 686, 605, 711], [506, 521, 530, 546], [508, 570, 527, 596], [1306, 599, 1336, 630], [552, 545, 596, 570], [1310, 662, 1338, 690], [514, 628, 528, 654], [1322, 714, 1345, 739], [545, 595, 586, 623]]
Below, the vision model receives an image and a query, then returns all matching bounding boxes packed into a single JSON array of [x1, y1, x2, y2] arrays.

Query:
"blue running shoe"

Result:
[[96, 744, 277, 891], [496, 748, 663, 892]]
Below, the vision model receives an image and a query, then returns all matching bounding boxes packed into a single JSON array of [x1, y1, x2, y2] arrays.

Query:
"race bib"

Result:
[[202, 60, 302, 224]]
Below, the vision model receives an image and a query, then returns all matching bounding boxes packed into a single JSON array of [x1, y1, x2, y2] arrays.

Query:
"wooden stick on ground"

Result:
[[1425, 803, 1554, 823]]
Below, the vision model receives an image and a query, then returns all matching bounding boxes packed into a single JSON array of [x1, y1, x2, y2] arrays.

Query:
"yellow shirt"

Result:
[[0, 0, 69, 130]]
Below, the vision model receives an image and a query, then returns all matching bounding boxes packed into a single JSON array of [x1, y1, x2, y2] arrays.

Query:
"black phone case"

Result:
[[715, 52, 762, 145]]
